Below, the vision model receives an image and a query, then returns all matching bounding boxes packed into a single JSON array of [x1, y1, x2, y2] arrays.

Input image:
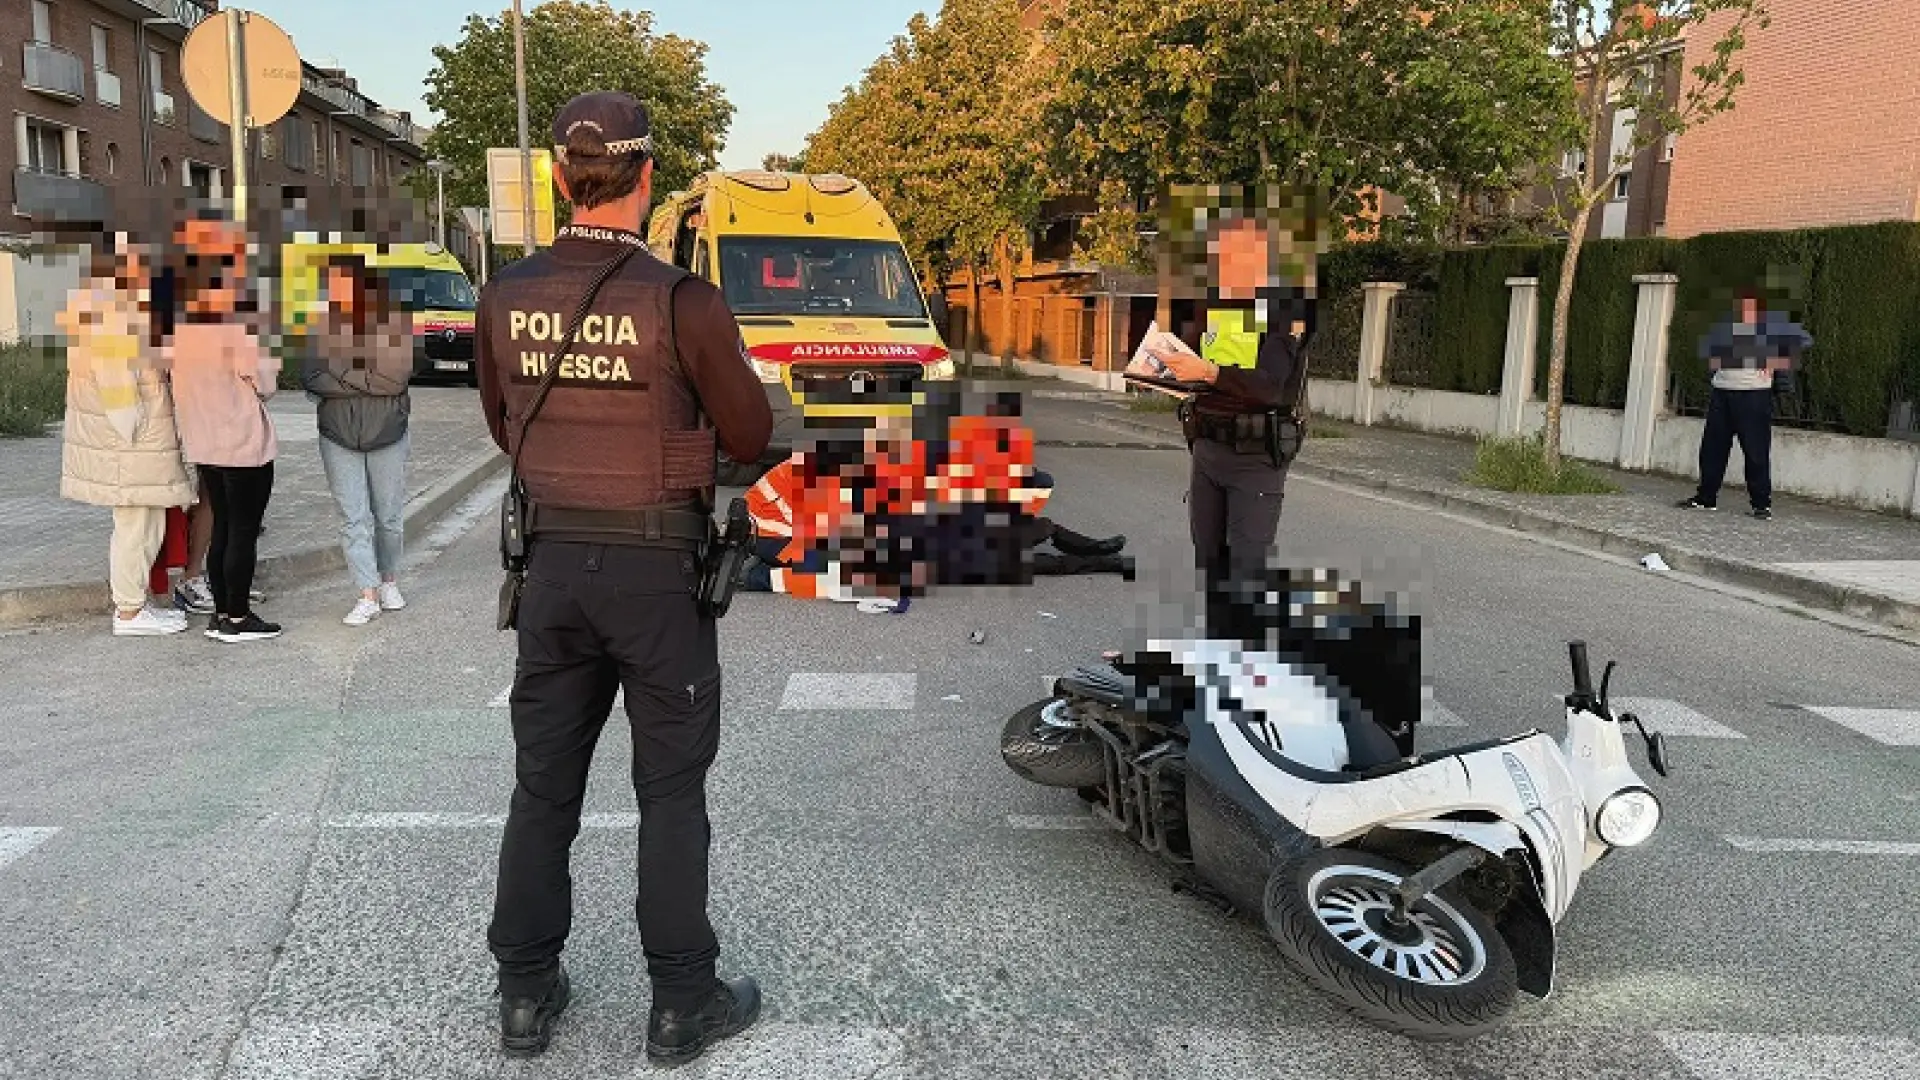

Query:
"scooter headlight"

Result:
[[1595, 788, 1662, 848]]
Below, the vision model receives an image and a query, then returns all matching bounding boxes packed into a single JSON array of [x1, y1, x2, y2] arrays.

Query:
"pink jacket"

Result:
[[165, 319, 281, 468]]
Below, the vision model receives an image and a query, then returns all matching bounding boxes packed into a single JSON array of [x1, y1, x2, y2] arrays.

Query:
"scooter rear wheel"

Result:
[[999, 697, 1106, 789], [1264, 848, 1517, 1041]]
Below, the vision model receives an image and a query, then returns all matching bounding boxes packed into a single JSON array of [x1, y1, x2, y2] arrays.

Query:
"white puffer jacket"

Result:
[[57, 284, 197, 509]]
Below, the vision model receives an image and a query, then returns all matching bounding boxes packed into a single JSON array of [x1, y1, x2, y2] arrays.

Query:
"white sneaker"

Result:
[[378, 582, 406, 611], [114, 607, 187, 636], [343, 598, 381, 626]]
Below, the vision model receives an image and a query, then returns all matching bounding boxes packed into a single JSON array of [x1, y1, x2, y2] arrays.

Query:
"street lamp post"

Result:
[[511, 0, 536, 254], [428, 159, 449, 248]]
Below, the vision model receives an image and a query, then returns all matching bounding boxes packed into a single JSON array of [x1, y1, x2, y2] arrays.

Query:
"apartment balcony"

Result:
[[369, 111, 414, 142], [133, 0, 215, 31], [12, 167, 111, 224], [189, 101, 224, 143], [23, 42, 86, 103], [95, 69, 122, 108]]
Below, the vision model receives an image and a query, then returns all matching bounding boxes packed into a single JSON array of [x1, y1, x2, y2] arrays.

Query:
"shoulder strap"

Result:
[[508, 248, 639, 483]]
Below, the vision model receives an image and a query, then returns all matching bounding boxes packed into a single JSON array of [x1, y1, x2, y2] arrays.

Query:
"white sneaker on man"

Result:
[[343, 598, 381, 626], [378, 582, 406, 611], [114, 607, 188, 636]]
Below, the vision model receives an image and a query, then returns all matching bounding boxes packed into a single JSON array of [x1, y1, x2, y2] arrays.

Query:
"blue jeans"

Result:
[[319, 433, 409, 590]]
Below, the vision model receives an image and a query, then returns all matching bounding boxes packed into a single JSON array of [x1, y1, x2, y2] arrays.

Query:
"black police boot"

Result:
[[1049, 524, 1126, 557], [1093, 554, 1137, 582], [499, 964, 571, 1058], [646, 976, 762, 1067]]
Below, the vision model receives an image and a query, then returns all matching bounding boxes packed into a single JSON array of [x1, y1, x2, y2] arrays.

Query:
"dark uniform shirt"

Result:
[[1174, 296, 1315, 417]]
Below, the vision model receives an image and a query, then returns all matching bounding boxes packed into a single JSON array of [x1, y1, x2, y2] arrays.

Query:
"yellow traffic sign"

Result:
[[486, 148, 556, 248]]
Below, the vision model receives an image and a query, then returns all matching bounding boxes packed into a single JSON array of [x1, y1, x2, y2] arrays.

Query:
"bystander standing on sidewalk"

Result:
[[56, 236, 197, 637], [166, 217, 284, 643], [1678, 290, 1812, 521], [303, 255, 415, 626]]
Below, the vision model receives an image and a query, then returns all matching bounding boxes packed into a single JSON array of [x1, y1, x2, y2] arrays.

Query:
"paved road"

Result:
[[2, 401, 1915, 1079]]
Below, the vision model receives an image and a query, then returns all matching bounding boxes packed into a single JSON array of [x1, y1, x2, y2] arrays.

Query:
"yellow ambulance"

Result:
[[279, 240, 480, 385], [645, 170, 954, 467]]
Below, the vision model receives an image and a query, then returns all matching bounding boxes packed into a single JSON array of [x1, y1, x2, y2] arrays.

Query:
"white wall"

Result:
[[0, 248, 88, 344], [1651, 417, 1920, 510], [1377, 388, 1500, 436]]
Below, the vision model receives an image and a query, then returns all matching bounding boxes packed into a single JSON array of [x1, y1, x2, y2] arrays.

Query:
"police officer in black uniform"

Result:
[[476, 92, 773, 1064], [1146, 209, 1315, 598]]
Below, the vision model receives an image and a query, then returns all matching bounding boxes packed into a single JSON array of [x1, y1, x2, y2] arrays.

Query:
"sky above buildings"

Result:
[[249, 1, 933, 169]]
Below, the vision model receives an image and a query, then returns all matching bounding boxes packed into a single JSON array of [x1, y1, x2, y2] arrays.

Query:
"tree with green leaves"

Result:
[[1535, 0, 1768, 471], [806, 0, 1048, 369], [1041, 0, 1574, 236], [760, 152, 806, 173], [418, 1, 733, 258]]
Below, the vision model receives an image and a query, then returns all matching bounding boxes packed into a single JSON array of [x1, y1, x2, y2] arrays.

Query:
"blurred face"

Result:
[[1214, 220, 1271, 300], [326, 266, 358, 312], [115, 246, 150, 292], [1739, 296, 1761, 323]]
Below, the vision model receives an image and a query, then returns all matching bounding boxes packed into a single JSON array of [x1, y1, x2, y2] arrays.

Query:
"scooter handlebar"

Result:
[[1568, 641, 1594, 698]]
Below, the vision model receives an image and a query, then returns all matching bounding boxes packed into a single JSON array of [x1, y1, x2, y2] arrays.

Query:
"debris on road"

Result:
[[1641, 553, 1672, 572], [969, 629, 987, 644]]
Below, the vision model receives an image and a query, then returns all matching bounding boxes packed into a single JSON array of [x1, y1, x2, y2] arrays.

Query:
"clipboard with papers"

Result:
[[1123, 321, 1207, 397]]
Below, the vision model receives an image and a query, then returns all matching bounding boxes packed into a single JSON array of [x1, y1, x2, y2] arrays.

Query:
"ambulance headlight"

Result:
[[1595, 788, 1661, 847], [750, 358, 783, 383], [926, 358, 956, 380]]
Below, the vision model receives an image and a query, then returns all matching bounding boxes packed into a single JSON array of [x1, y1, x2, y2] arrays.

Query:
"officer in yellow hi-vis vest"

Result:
[[1145, 208, 1316, 587]]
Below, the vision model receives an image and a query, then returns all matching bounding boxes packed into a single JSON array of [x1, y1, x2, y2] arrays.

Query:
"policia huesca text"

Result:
[[475, 92, 773, 1066]]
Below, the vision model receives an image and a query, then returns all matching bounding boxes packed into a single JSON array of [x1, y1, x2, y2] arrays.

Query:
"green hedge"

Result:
[[1329, 222, 1920, 436]]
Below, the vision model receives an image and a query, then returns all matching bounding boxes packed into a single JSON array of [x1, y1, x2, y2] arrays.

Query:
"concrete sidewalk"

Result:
[[1063, 396, 1920, 634], [0, 387, 505, 628]]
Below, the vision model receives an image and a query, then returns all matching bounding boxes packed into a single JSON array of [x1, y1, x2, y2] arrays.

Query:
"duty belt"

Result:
[[526, 503, 711, 549]]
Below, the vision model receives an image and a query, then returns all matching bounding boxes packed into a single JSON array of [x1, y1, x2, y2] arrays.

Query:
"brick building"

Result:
[[6, 0, 432, 247], [1663, 0, 1920, 237]]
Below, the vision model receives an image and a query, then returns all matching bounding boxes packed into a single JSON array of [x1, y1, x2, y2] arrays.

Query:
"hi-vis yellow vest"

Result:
[[1201, 307, 1266, 370]]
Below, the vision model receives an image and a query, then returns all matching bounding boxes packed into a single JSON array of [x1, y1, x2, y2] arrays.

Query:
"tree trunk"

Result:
[[967, 261, 984, 376], [995, 237, 1017, 372], [1543, 197, 1600, 472]]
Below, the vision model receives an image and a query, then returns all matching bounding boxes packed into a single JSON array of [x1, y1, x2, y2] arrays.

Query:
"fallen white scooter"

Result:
[[1000, 583, 1670, 1041]]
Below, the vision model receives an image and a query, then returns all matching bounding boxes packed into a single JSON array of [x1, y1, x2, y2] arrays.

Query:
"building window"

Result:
[[260, 128, 278, 160], [158, 156, 171, 186], [90, 25, 108, 69], [150, 47, 174, 124], [1561, 149, 1588, 179], [90, 25, 122, 107], [1613, 173, 1631, 201], [31, 1, 53, 44], [24, 119, 74, 175], [312, 123, 324, 173], [105, 142, 118, 177], [1663, 133, 1676, 161]]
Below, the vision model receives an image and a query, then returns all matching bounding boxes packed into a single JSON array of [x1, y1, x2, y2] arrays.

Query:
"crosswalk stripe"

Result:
[[1424, 703, 1468, 728], [0, 827, 59, 873], [1611, 697, 1747, 739], [1006, 814, 1104, 831], [490, 685, 629, 710], [488, 686, 509, 708], [1798, 706, 1920, 747], [1660, 1032, 1920, 1080], [779, 672, 917, 711], [323, 813, 637, 829], [1723, 836, 1920, 856]]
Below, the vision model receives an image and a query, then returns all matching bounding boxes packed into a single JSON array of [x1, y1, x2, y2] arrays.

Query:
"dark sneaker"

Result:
[[204, 615, 225, 639], [1052, 527, 1127, 557], [500, 965, 571, 1057], [1676, 497, 1715, 510], [1752, 507, 1773, 520], [646, 976, 762, 1067], [215, 613, 282, 642]]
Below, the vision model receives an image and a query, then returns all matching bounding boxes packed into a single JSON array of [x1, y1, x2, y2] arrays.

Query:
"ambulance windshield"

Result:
[[387, 268, 477, 312], [718, 238, 928, 320]]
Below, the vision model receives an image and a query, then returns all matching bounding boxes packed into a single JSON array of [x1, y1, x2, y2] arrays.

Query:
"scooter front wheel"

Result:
[[1264, 848, 1517, 1041], [999, 697, 1106, 789]]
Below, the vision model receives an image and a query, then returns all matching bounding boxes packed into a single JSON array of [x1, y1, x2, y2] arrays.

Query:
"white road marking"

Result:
[[1006, 814, 1104, 831], [1800, 706, 1920, 747], [0, 827, 59, 872], [488, 686, 510, 708], [1609, 697, 1747, 739], [1723, 836, 1920, 856], [221, 1019, 384, 1080], [323, 813, 637, 829], [779, 672, 916, 711], [1424, 702, 1468, 728], [1660, 1032, 1920, 1080], [490, 685, 626, 710]]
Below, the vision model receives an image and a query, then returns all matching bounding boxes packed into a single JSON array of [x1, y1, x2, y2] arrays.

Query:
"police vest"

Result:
[[1201, 307, 1266, 370], [483, 234, 716, 511]]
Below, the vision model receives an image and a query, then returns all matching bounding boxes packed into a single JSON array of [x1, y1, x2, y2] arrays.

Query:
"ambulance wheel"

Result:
[[1000, 697, 1105, 789], [1264, 848, 1517, 1041]]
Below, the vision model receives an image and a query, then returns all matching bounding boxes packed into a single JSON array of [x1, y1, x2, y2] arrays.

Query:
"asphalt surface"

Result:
[[2, 393, 1915, 1079]]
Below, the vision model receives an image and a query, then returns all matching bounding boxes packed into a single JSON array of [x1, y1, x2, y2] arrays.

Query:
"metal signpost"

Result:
[[511, 0, 536, 253], [181, 9, 301, 226]]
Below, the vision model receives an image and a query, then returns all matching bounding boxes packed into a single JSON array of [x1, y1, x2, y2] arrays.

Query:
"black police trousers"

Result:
[[488, 540, 722, 1012], [1189, 435, 1288, 579]]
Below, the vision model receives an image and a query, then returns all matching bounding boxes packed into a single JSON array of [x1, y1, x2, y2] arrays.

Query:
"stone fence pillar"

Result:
[[1497, 278, 1540, 438], [1355, 281, 1405, 426], [1618, 273, 1680, 470]]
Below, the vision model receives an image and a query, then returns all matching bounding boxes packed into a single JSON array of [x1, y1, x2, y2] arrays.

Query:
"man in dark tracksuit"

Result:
[[1678, 292, 1811, 520], [476, 93, 772, 1064]]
